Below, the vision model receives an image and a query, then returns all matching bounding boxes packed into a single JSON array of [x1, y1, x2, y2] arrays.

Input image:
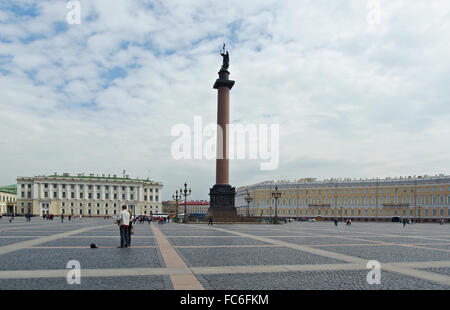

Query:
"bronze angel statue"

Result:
[[220, 43, 229, 70]]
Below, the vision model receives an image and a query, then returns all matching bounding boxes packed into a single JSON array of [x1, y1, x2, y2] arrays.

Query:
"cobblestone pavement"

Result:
[[0, 217, 449, 290]]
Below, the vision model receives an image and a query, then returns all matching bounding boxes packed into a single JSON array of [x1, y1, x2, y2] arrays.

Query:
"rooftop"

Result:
[[179, 201, 210, 206], [17, 173, 162, 185], [237, 174, 450, 190], [0, 184, 17, 195]]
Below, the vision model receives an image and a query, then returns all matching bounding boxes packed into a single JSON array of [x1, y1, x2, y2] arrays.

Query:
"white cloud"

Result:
[[0, 0, 449, 199]]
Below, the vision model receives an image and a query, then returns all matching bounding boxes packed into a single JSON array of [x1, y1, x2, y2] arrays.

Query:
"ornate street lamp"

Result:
[[244, 190, 253, 217], [173, 190, 182, 222], [180, 182, 191, 223], [271, 186, 282, 224]]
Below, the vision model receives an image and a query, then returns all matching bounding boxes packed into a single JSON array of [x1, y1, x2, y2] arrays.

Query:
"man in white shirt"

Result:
[[117, 205, 131, 248]]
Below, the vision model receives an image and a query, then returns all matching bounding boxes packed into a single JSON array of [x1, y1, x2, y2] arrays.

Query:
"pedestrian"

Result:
[[127, 208, 134, 248], [61, 214, 64, 223], [334, 219, 338, 227], [208, 217, 213, 226], [117, 205, 130, 248]]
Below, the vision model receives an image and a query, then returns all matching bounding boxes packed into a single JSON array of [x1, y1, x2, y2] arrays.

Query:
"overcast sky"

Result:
[[0, 0, 449, 200]]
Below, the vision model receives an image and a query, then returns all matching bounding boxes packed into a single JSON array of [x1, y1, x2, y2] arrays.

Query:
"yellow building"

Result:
[[0, 185, 17, 216], [236, 175, 450, 223], [16, 173, 163, 217]]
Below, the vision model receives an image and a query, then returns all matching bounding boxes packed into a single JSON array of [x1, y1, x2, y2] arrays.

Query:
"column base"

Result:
[[208, 184, 237, 221]]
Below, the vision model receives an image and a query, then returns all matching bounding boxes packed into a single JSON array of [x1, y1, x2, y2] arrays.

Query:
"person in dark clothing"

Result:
[[208, 217, 213, 226]]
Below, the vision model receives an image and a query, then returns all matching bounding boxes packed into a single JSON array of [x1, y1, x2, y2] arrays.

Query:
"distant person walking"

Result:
[[334, 219, 338, 226], [208, 217, 213, 226], [61, 214, 64, 223], [127, 209, 134, 248], [117, 205, 131, 248]]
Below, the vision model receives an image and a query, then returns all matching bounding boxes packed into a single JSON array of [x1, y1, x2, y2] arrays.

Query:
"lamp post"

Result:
[[271, 186, 282, 224], [244, 190, 253, 217], [173, 190, 181, 222], [180, 182, 191, 223]]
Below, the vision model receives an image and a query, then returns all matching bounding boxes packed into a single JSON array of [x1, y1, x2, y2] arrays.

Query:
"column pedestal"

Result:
[[208, 184, 237, 221]]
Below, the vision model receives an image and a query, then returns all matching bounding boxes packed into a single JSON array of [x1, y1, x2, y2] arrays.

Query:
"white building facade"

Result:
[[16, 173, 163, 216]]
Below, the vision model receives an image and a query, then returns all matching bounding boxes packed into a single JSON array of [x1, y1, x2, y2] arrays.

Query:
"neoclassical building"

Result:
[[236, 175, 450, 222], [16, 173, 163, 216], [0, 185, 17, 215]]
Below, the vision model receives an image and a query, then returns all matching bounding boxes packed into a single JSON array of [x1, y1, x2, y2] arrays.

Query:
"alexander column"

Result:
[[208, 44, 238, 221]]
